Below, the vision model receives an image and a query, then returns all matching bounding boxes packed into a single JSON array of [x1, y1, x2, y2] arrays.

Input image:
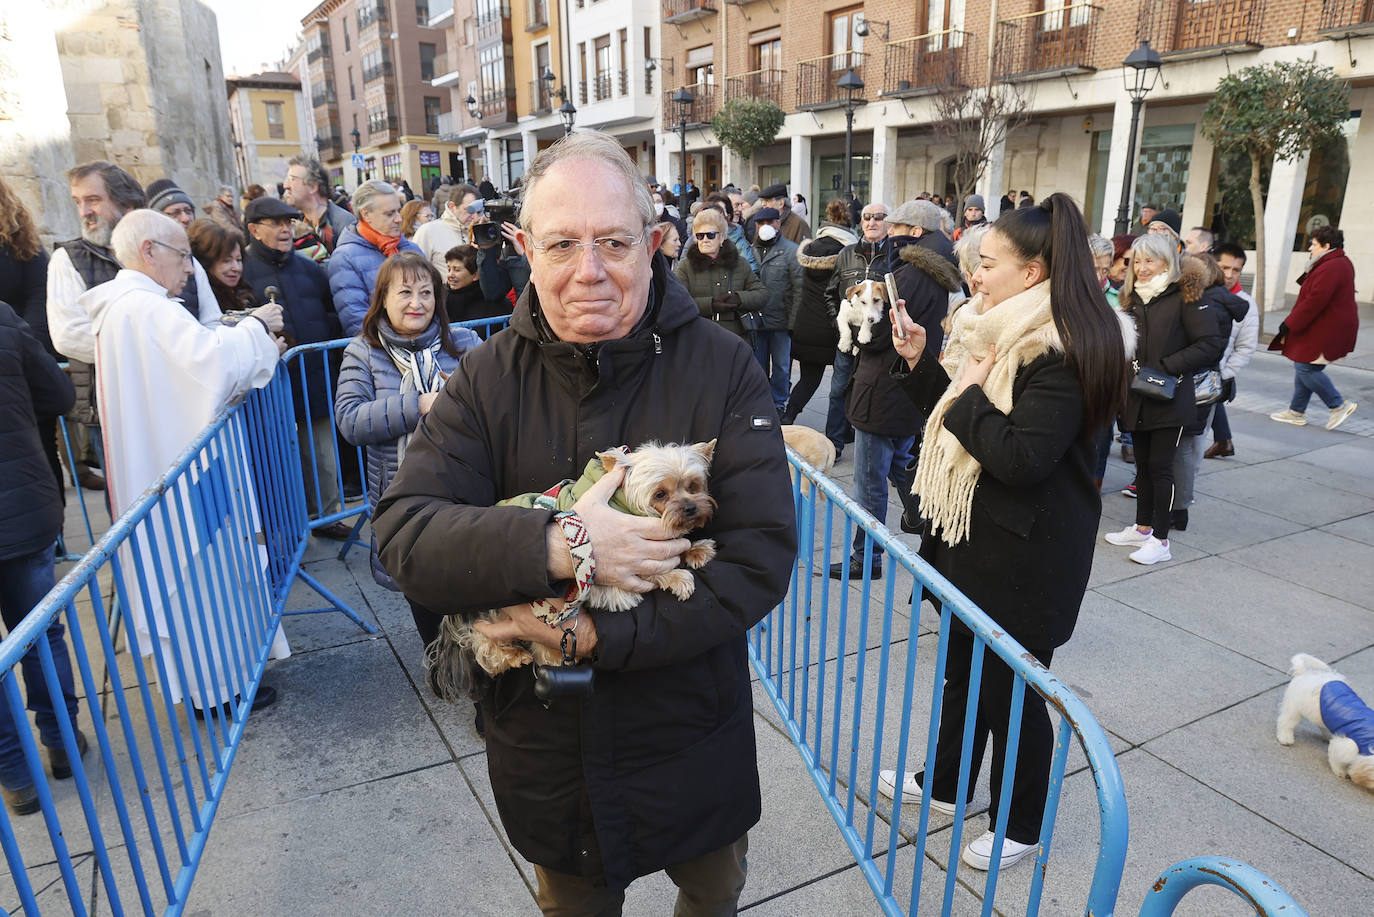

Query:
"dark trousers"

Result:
[[1211, 403, 1231, 441], [782, 361, 827, 424], [917, 629, 1055, 845], [825, 350, 854, 450], [406, 597, 441, 650], [534, 834, 748, 917], [0, 546, 80, 790], [1132, 426, 1182, 541]]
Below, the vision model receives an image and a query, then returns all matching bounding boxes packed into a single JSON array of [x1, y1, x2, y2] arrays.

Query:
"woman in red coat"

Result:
[[1271, 225, 1359, 430]]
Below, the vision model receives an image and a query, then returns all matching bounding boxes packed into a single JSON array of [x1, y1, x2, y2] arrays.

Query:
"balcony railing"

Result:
[[431, 50, 461, 86], [363, 59, 393, 84], [796, 52, 866, 110], [618, 67, 628, 96], [475, 2, 511, 42], [593, 71, 612, 101], [1318, 0, 1374, 34], [437, 110, 460, 139], [662, 81, 718, 126], [993, 4, 1102, 82], [1137, 0, 1264, 56], [725, 69, 788, 110], [317, 135, 343, 160], [527, 0, 549, 30], [311, 84, 337, 108], [530, 80, 553, 113], [307, 43, 330, 64], [882, 29, 972, 96], [663, 0, 717, 25], [367, 114, 398, 138], [358, 2, 387, 30]]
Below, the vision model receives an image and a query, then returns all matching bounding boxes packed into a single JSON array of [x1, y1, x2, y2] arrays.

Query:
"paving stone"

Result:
[[1322, 510, 1374, 547], [1095, 555, 1374, 670], [1226, 528, 1374, 609], [1194, 463, 1374, 527]]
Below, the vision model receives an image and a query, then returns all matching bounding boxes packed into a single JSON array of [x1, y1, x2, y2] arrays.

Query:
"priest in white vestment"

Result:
[[83, 209, 291, 714]]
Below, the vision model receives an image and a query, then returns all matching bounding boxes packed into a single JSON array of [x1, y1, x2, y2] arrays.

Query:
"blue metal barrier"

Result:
[[752, 448, 1307, 917], [1138, 857, 1308, 916]]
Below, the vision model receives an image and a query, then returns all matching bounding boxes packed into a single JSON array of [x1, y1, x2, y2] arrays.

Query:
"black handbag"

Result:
[[1130, 363, 1178, 402]]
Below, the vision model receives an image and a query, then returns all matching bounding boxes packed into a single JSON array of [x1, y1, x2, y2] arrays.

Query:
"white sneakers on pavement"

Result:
[[961, 831, 1038, 871], [1327, 401, 1357, 431], [1129, 536, 1172, 565], [1104, 524, 1152, 547], [1270, 409, 1307, 426], [876, 770, 958, 814]]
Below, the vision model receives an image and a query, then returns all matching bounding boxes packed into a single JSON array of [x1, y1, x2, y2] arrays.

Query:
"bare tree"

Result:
[[930, 82, 1033, 204]]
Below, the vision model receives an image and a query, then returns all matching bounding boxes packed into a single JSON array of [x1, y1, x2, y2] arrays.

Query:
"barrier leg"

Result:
[[283, 568, 377, 634], [337, 510, 368, 562]]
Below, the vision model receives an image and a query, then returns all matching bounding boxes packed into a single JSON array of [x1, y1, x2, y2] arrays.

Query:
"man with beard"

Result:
[[46, 161, 146, 490], [283, 154, 356, 263]]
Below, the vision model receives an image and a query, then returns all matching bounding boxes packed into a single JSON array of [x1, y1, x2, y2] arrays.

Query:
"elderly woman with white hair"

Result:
[[1103, 232, 1224, 566], [328, 178, 423, 336]]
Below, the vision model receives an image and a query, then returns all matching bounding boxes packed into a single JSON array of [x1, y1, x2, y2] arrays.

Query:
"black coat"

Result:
[[1120, 263, 1226, 432], [0, 245, 53, 358], [0, 301, 74, 561], [846, 238, 962, 436], [792, 227, 856, 364], [1183, 282, 1250, 434], [372, 257, 797, 890], [895, 345, 1096, 648], [241, 240, 341, 420]]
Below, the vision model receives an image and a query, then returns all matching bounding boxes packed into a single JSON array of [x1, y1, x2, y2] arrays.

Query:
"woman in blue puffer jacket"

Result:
[[335, 252, 480, 647], [328, 179, 423, 336]]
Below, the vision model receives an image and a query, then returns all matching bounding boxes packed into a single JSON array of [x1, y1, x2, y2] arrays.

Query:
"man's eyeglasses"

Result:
[[694, 231, 719, 240], [861, 213, 887, 222], [151, 239, 193, 263], [529, 232, 645, 265]]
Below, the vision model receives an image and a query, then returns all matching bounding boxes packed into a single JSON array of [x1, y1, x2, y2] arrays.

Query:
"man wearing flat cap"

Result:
[[240, 196, 349, 539], [757, 182, 812, 244]]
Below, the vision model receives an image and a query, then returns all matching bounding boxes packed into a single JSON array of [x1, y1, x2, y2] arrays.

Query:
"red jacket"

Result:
[[1282, 248, 1358, 363]]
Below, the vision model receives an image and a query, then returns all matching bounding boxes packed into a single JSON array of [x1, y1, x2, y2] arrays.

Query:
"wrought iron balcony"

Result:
[[363, 60, 393, 84], [1319, 0, 1374, 35], [529, 79, 553, 114], [663, 0, 717, 25], [993, 4, 1102, 82], [796, 52, 866, 110], [367, 114, 398, 138], [358, 2, 388, 30], [593, 71, 613, 101], [882, 29, 972, 97], [663, 81, 718, 127], [724, 69, 788, 110], [311, 83, 337, 108], [317, 135, 343, 160], [1136, 0, 1264, 58], [306, 42, 330, 64]]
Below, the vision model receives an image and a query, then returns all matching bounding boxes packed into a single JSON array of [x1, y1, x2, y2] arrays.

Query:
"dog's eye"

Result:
[[654, 490, 668, 501]]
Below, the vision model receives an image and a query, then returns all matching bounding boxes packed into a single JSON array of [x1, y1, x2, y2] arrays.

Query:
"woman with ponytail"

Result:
[[879, 193, 1131, 872]]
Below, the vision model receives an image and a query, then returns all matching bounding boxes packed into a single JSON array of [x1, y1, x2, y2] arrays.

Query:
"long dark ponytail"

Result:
[[991, 193, 1128, 434]]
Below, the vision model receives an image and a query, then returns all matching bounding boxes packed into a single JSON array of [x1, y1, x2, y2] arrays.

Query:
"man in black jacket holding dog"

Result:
[[373, 131, 796, 914]]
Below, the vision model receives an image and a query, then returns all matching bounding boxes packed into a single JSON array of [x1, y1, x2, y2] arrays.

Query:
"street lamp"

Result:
[[670, 86, 695, 218], [350, 127, 362, 187], [1113, 41, 1162, 236], [543, 67, 576, 136], [465, 94, 482, 120], [837, 69, 865, 206]]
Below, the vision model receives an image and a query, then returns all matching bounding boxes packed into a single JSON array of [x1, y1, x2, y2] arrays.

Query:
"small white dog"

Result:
[[1276, 653, 1374, 791], [836, 279, 890, 356]]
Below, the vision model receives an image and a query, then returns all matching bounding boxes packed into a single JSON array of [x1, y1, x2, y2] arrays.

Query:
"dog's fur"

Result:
[[836, 279, 889, 356], [781, 424, 835, 473], [425, 441, 718, 701], [1276, 653, 1374, 791]]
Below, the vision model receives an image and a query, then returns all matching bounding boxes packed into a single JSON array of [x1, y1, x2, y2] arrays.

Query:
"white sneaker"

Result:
[[876, 770, 958, 814], [1270, 409, 1307, 426], [1327, 401, 1357, 431], [961, 830, 1037, 871], [1129, 536, 1172, 565], [1104, 524, 1152, 547]]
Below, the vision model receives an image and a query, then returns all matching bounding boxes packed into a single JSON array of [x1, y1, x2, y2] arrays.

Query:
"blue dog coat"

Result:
[[1320, 681, 1374, 756]]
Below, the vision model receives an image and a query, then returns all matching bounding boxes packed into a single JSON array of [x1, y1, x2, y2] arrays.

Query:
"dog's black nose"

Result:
[[682, 503, 696, 517]]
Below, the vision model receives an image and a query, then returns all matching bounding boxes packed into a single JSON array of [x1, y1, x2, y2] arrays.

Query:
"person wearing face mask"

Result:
[[651, 190, 687, 252], [749, 208, 803, 414]]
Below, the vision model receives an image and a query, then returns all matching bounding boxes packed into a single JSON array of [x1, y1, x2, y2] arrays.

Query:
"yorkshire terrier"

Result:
[[426, 440, 718, 700], [1277, 653, 1374, 791]]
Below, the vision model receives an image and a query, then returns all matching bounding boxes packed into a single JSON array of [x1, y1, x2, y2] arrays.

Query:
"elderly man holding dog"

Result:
[[373, 131, 797, 915]]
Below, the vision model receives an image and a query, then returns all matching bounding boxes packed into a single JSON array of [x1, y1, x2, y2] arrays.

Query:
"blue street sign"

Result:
[[351, 153, 365, 169]]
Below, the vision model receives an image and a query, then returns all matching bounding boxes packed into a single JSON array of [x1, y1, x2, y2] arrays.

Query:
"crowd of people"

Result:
[[0, 127, 1362, 910]]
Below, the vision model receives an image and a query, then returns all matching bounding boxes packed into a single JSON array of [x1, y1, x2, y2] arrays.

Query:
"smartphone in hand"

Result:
[[885, 273, 905, 339]]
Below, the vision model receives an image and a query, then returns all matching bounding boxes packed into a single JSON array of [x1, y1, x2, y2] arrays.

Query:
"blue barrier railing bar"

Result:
[[1137, 857, 1309, 916]]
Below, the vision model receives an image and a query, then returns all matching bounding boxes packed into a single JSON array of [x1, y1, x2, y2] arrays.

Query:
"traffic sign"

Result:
[[351, 153, 365, 169]]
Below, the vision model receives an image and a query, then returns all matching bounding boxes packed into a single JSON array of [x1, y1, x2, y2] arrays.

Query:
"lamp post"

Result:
[[350, 127, 362, 188], [837, 69, 865, 207], [1113, 41, 1162, 236], [559, 98, 577, 136], [671, 86, 695, 219]]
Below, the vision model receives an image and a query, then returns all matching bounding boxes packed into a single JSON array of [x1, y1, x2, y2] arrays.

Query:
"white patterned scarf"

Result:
[[910, 281, 1060, 546], [381, 319, 447, 464]]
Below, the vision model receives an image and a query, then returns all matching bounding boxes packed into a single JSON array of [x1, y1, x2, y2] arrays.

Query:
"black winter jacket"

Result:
[[793, 226, 856, 364], [895, 345, 1097, 649], [0, 245, 53, 358], [1121, 262, 1226, 432], [0, 302, 74, 561], [241, 240, 341, 420], [372, 258, 797, 890], [752, 235, 802, 331], [846, 238, 962, 436], [824, 237, 891, 319]]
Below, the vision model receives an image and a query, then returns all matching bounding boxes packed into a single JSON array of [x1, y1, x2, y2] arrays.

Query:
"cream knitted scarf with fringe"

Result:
[[911, 281, 1059, 546]]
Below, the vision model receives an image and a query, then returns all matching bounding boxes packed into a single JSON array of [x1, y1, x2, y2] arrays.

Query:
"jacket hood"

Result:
[[684, 237, 739, 271], [82, 269, 173, 334], [1205, 284, 1249, 323], [1178, 257, 1208, 304], [898, 242, 963, 293], [797, 225, 858, 270]]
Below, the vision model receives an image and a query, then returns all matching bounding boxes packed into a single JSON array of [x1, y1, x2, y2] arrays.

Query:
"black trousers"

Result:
[[406, 597, 441, 649], [1132, 426, 1182, 541], [782, 361, 827, 423], [917, 628, 1055, 845]]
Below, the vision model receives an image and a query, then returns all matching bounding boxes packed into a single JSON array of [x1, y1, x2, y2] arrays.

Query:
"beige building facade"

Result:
[[227, 73, 314, 191]]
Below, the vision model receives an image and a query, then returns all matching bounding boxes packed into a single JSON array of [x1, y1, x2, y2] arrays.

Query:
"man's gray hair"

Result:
[[954, 224, 988, 279], [66, 161, 146, 214], [519, 131, 654, 233], [352, 178, 400, 216], [287, 154, 330, 197], [1122, 231, 1181, 301], [218, 184, 235, 197], [110, 209, 183, 268], [1087, 233, 1114, 260]]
